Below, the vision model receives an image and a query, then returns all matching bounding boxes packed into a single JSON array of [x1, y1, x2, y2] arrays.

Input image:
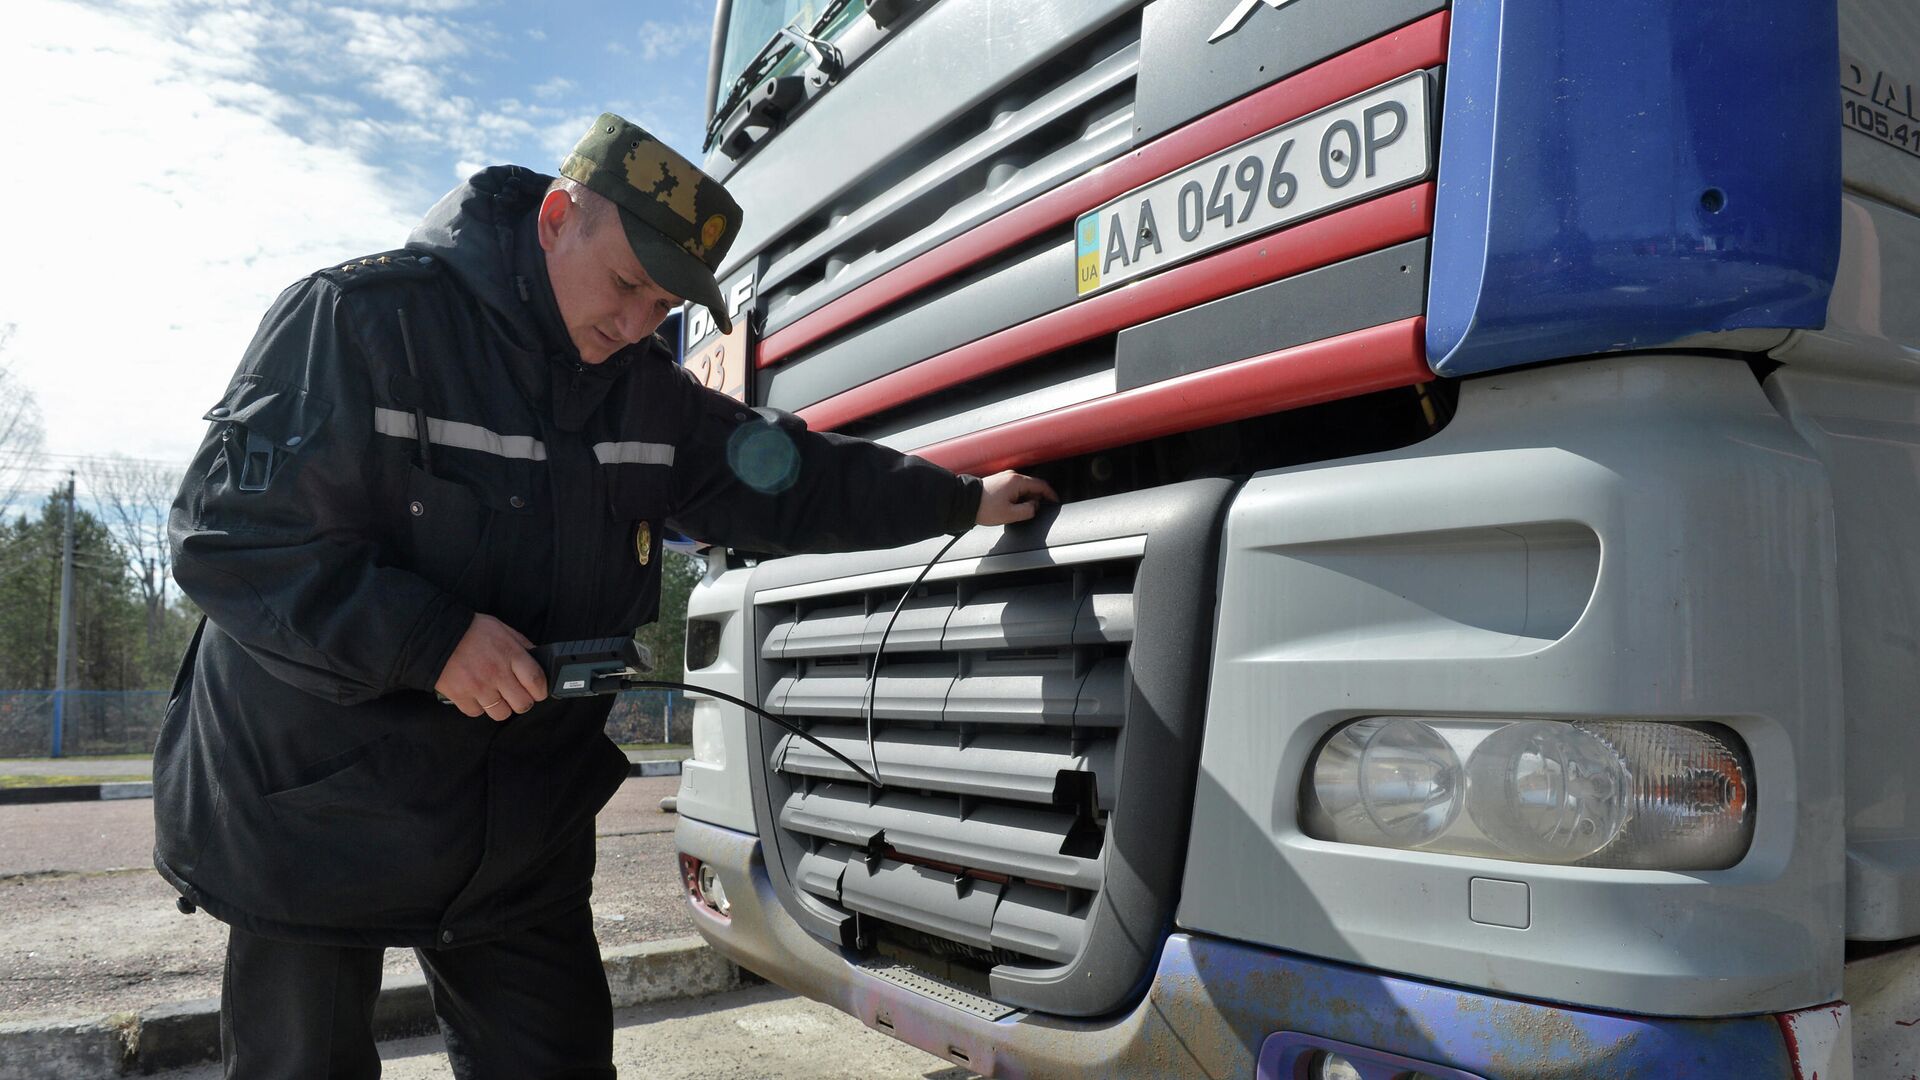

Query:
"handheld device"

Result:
[[531, 637, 654, 698], [522, 636, 884, 787]]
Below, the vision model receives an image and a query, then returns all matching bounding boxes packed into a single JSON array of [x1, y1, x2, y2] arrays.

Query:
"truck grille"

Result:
[[757, 10, 1143, 340], [758, 557, 1136, 968]]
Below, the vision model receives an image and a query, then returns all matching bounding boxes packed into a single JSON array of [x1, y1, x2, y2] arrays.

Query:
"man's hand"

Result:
[[975, 470, 1059, 526], [436, 614, 549, 721]]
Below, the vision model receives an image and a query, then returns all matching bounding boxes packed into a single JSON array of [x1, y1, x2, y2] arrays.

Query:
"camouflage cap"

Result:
[[560, 113, 744, 334]]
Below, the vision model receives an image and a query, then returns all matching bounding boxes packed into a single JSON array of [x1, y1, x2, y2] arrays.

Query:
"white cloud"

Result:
[[0, 0, 416, 463], [327, 8, 469, 66], [0, 0, 712, 466], [353, 0, 480, 11], [543, 111, 604, 158], [636, 18, 707, 63]]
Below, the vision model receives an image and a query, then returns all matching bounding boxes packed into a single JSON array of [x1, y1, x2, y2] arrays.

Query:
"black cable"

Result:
[[862, 531, 965, 785], [619, 679, 884, 788], [619, 533, 961, 794]]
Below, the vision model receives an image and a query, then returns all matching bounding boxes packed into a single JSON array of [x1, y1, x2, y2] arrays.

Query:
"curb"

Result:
[[0, 936, 742, 1079], [1, 768, 678, 806], [0, 781, 153, 806]]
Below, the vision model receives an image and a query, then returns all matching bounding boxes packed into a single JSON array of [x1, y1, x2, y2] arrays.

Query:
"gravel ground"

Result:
[[0, 776, 692, 1024]]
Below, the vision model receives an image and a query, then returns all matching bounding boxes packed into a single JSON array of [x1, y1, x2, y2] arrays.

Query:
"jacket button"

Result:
[[509, 495, 525, 509], [209, 406, 230, 418], [285, 435, 302, 447], [440, 930, 454, 944], [410, 501, 424, 516]]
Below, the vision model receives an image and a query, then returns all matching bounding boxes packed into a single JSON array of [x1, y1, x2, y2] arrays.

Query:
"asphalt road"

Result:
[[3, 772, 987, 1078], [0, 775, 691, 1024], [152, 982, 977, 1080]]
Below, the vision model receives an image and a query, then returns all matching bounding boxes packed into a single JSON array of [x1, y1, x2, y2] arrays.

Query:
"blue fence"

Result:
[[0, 689, 693, 758]]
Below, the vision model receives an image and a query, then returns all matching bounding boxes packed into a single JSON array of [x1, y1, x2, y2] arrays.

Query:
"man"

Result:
[[155, 113, 1056, 1079]]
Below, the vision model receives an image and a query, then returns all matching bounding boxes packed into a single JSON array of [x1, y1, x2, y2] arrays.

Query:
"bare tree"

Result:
[[0, 325, 45, 513], [86, 453, 183, 653]]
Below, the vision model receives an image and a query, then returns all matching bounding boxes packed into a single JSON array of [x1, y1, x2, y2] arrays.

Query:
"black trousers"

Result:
[[219, 905, 615, 1080]]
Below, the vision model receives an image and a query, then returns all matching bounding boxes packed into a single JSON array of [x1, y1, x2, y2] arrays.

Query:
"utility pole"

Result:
[[52, 472, 74, 758]]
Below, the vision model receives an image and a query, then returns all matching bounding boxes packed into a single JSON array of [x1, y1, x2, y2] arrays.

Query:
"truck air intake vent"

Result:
[[744, 479, 1230, 1017], [759, 559, 1135, 971]]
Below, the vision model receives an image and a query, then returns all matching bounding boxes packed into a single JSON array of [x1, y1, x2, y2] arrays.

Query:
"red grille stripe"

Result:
[[757, 9, 1449, 369], [913, 317, 1432, 477], [796, 182, 1434, 432]]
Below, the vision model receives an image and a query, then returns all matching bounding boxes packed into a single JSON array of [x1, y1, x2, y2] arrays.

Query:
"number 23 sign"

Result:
[[684, 319, 747, 402], [682, 276, 754, 402]]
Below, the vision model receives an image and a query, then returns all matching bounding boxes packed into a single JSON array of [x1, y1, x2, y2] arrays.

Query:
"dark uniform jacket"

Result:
[[154, 165, 980, 947]]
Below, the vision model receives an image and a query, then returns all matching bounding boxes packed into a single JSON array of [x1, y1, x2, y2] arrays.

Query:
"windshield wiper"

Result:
[[776, 22, 842, 79], [705, 27, 799, 152], [704, 0, 860, 153]]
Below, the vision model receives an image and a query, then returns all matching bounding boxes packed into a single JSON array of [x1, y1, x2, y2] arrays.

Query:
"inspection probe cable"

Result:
[[859, 530, 967, 787], [618, 678, 884, 786], [526, 532, 968, 793]]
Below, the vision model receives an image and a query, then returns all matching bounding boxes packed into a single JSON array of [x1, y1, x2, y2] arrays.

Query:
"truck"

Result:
[[669, 0, 1920, 1075]]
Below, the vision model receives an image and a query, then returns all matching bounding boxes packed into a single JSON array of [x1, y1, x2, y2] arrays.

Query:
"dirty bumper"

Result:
[[675, 816, 1793, 1078]]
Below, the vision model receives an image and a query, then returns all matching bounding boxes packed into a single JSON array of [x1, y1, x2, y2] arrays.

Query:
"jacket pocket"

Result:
[[166, 618, 207, 710], [202, 375, 333, 499], [263, 736, 395, 817], [402, 466, 494, 595]]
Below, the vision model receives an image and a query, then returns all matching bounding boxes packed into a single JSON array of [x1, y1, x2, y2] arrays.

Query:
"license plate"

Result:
[[1075, 72, 1433, 296]]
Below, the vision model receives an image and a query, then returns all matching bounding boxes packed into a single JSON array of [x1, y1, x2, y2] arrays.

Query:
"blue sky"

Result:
[[0, 0, 718, 501]]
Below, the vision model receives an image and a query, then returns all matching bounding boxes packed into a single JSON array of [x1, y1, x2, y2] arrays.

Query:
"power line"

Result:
[[20, 450, 188, 469]]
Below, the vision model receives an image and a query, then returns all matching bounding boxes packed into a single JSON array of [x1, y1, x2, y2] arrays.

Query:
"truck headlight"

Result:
[[1303, 718, 1753, 870], [1310, 718, 1462, 848]]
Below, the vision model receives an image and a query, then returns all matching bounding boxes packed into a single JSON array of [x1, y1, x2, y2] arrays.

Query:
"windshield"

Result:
[[714, 0, 872, 117], [718, 1, 815, 98]]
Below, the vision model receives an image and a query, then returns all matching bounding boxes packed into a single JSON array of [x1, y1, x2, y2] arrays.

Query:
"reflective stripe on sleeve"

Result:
[[372, 407, 548, 461], [592, 441, 676, 466]]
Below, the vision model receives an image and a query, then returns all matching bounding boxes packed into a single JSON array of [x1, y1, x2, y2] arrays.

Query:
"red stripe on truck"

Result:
[[912, 317, 1432, 477], [795, 181, 1434, 432], [757, 9, 1450, 369]]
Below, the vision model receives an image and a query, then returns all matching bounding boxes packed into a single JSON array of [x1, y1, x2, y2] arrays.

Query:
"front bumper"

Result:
[[676, 815, 1796, 1079]]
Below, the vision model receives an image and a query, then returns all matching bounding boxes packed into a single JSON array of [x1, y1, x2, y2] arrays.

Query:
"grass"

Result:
[[0, 774, 149, 788]]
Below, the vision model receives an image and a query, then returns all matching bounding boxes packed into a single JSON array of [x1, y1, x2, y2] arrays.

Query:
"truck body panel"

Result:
[[672, 0, 1920, 1072], [1428, 0, 1841, 376], [1178, 354, 1843, 1017], [678, 815, 1798, 1079]]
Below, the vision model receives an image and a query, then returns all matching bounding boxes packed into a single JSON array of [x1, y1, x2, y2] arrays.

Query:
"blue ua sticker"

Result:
[[1075, 212, 1102, 294]]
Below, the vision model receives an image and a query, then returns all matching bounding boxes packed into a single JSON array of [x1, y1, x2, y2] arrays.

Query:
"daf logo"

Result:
[[684, 274, 756, 345], [1209, 0, 1302, 43]]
